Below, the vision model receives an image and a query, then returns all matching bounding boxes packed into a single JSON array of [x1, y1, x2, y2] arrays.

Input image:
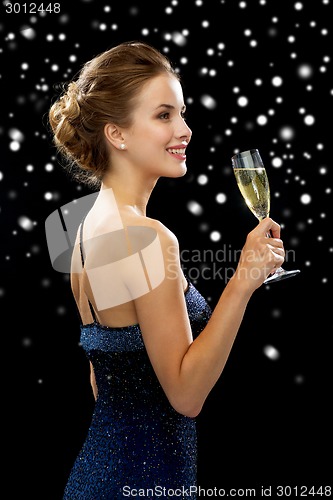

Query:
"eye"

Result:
[[159, 112, 170, 120]]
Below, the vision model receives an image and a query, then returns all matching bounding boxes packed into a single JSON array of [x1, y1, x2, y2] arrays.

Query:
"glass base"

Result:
[[264, 268, 301, 284]]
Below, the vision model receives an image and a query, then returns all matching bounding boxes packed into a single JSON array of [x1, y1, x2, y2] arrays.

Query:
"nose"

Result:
[[178, 119, 192, 143]]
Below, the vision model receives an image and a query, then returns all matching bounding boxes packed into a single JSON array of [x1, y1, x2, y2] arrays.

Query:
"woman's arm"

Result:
[[133, 217, 285, 418], [90, 361, 98, 400]]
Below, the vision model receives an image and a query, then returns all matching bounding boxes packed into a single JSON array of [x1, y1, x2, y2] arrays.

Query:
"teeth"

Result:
[[168, 148, 185, 154]]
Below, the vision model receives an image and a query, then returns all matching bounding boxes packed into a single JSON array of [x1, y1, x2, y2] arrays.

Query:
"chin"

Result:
[[160, 162, 187, 180], [172, 164, 187, 178]]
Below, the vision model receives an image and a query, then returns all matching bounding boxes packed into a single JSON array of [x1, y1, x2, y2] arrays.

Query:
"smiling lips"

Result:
[[166, 146, 187, 159]]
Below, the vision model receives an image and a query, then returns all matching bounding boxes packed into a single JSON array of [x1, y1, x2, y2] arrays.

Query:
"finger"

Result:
[[259, 217, 281, 238], [274, 247, 285, 258], [267, 237, 284, 249]]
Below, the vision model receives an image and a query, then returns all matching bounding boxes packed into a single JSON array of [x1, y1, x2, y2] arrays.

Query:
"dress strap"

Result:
[[79, 217, 85, 267], [79, 216, 97, 323]]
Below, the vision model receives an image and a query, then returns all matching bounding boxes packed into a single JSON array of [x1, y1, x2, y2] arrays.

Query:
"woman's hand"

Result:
[[233, 217, 285, 291]]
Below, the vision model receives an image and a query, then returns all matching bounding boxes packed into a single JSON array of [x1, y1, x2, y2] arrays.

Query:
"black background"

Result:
[[1, 0, 332, 498]]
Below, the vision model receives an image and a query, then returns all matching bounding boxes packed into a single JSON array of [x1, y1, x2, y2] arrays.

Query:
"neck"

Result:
[[101, 170, 158, 217]]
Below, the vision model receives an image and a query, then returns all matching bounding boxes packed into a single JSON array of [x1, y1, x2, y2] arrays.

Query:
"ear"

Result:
[[104, 123, 125, 150]]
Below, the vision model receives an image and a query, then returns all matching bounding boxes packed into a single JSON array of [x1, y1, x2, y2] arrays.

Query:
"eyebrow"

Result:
[[155, 104, 186, 111]]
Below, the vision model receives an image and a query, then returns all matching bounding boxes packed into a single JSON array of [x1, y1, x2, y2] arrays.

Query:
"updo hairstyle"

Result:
[[48, 41, 179, 187]]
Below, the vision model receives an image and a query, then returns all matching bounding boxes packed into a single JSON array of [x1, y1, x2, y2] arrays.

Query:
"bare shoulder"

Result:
[[135, 217, 181, 268], [144, 217, 179, 243], [88, 210, 177, 242], [83, 212, 182, 282], [115, 213, 180, 256]]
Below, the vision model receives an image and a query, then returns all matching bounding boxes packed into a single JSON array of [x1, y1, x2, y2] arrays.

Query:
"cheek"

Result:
[[155, 126, 173, 144], [129, 123, 172, 149]]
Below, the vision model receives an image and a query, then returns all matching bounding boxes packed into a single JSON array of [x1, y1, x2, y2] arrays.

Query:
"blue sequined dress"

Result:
[[63, 225, 212, 499]]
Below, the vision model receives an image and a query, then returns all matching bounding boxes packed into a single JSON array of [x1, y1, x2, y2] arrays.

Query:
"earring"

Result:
[[120, 143, 126, 150]]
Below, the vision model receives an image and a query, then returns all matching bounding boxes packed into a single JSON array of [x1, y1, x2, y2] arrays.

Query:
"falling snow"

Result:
[[0, 0, 331, 492]]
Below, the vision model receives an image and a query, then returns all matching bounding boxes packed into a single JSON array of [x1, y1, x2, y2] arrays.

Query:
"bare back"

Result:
[[71, 196, 188, 328]]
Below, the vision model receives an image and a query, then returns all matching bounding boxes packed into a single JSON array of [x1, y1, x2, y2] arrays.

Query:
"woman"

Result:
[[48, 41, 285, 499]]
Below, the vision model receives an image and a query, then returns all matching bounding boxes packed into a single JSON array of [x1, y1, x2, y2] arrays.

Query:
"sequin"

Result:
[[63, 280, 212, 500]]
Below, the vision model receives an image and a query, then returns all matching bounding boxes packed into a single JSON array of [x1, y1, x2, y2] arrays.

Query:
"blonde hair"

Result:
[[48, 41, 179, 187]]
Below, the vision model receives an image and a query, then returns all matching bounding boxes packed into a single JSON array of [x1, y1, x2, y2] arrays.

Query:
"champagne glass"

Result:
[[231, 149, 300, 284]]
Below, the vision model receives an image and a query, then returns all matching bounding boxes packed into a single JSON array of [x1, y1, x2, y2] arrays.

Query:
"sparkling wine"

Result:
[[231, 148, 300, 283], [233, 167, 270, 221]]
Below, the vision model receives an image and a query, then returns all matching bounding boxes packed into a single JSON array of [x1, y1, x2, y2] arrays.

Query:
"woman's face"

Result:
[[124, 74, 192, 179]]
